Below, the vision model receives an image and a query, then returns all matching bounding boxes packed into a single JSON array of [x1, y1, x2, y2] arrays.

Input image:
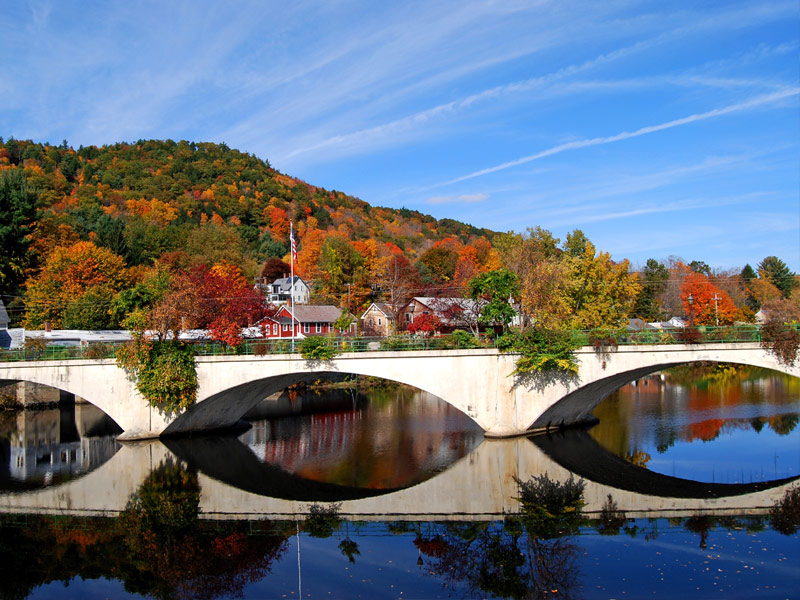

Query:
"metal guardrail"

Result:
[[0, 325, 795, 363]]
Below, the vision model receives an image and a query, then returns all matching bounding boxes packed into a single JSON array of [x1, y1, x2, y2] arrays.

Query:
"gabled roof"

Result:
[[0, 329, 24, 349], [272, 276, 307, 292], [278, 304, 343, 323], [361, 302, 394, 320], [408, 297, 484, 326]]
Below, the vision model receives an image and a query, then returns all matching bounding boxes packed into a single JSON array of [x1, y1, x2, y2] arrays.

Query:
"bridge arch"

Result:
[[530, 343, 800, 431], [0, 359, 170, 438], [165, 349, 517, 436]]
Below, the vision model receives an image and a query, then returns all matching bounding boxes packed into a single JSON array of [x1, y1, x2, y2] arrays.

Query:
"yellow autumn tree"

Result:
[[564, 242, 641, 330], [24, 241, 130, 328]]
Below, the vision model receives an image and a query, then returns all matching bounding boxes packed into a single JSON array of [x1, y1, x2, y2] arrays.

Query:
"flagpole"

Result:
[[290, 222, 296, 353]]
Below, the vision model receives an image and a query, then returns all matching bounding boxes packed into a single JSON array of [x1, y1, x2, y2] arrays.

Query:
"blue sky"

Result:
[[2, 1, 798, 271]]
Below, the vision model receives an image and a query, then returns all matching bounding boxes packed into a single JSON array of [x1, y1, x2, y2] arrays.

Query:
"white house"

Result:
[[257, 276, 310, 306]]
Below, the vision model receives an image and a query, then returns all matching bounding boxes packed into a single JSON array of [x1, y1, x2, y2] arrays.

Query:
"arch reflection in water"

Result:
[[590, 367, 800, 483], [0, 402, 121, 492], [166, 386, 485, 501]]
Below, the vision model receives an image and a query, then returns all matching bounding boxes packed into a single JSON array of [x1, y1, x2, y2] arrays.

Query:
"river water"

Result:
[[0, 367, 797, 599]]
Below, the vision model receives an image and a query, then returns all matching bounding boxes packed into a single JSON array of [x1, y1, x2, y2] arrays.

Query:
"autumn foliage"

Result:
[[3, 137, 794, 337], [24, 241, 130, 328], [680, 272, 739, 326], [406, 313, 442, 337]]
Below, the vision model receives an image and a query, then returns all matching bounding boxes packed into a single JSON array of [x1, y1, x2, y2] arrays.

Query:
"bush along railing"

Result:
[[299, 336, 340, 361], [497, 328, 580, 376], [760, 319, 800, 367], [116, 338, 197, 413]]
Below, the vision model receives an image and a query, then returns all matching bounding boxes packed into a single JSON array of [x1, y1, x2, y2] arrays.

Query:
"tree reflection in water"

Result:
[[119, 458, 289, 599], [412, 474, 590, 599], [411, 519, 581, 599], [0, 459, 290, 600]]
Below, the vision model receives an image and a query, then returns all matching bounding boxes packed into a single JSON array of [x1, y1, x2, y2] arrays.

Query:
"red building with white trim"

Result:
[[260, 305, 346, 338]]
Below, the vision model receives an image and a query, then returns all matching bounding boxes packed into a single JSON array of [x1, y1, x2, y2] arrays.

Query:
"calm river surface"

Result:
[[0, 367, 798, 599]]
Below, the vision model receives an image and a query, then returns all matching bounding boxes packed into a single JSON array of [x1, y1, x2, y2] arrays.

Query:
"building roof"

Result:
[[279, 304, 343, 323], [0, 328, 24, 350], [361, 302, 394, 320], [272, 276, 307, 292], [24, 329, 133, 344]]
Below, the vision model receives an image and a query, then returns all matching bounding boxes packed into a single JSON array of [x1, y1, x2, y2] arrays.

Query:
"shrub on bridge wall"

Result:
[[299, 336, 340, 361], [497, 328, 579, 376], [116, 339, 197, 412], [760, 318, 800, 367], [440, 329, 481, 349]]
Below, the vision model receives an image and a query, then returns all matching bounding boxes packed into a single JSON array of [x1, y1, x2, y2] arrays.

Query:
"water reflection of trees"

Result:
[[409, 474, 589, 599], [409, 520, 581, 599], [591, 366, 800, 465], [0, 459, 290, 600]]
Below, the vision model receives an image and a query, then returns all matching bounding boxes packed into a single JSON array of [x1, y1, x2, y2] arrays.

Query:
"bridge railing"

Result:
[[567, 324, 782, 348], [1, 325, 796, 363]]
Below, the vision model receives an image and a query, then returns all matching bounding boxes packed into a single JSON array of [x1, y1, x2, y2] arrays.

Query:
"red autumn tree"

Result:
[[260, 257, 291, 282], [189, 262, 267, 346], [680, 272, 739, 326], [406, 313, 442, 337]]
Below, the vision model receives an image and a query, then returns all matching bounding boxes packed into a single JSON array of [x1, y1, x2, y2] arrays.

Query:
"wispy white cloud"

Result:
[[435, 88, 799, 187], [427, 193, 489, 205], [544, 192, 772, 227]]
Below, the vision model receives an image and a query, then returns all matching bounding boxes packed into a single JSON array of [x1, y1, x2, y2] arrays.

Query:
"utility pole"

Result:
[[712, 293, 721, 326]]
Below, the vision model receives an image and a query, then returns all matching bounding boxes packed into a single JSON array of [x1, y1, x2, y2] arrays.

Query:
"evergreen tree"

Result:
[[632, 259, 669, 321], [0, 169, 38, 298], [758, 256, 797, 299]]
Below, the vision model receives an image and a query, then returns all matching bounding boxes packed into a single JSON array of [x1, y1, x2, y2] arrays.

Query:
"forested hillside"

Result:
[[1, 137, 796, 339], [0, 138, 496, 322]]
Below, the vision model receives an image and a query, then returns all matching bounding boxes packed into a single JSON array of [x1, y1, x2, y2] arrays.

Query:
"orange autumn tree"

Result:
[[296, 228, 327, 280], [24, 241, 130, 328], [264, 206, 289, 241], [680, 272, 739, 326]]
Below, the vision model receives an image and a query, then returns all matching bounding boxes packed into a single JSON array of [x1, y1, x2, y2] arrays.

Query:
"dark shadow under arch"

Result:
[[531, 360, 800, 431], [530, 427, 799, 499], [164, 434, 404, 502], [163, 370, 472, 437]]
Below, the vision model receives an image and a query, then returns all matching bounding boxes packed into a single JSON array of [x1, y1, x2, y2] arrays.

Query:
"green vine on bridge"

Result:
[[299, 336, 341, 361], [116, 336, 197, 413], [497, 328, 580, 376]]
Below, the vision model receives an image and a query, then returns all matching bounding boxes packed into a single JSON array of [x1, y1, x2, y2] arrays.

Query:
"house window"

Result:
[[378, 318, 382, 326], [273, 324, 278, 335], [405, 313, 410, 322], [282, 324, 288, 332], [316, 323, 322, 333], [303, 323, 310, 334]]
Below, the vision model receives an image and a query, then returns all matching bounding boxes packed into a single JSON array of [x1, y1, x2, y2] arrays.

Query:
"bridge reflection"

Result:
[[1, 431, 796, 521], [0, 403, 121, 491]]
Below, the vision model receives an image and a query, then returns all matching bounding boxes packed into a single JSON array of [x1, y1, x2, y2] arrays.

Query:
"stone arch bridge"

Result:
[[0, 342, 797, 440]]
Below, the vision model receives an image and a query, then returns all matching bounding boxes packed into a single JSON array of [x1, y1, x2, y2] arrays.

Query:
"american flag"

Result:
[[290, 222, 297, 263]]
